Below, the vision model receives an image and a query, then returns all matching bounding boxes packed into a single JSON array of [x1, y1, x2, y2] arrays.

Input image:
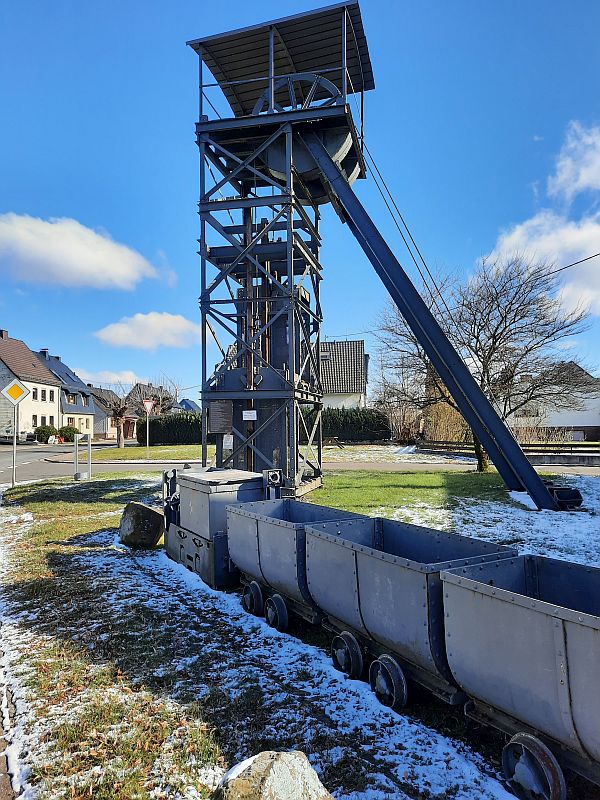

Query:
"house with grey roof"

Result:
[[0, 329, 61, 439], [36, 349, 96, 435], [510, 363, 600, 441], [320, 340, 369, 409], [178, 398, 200, 413], [87, 386, 138, 440]]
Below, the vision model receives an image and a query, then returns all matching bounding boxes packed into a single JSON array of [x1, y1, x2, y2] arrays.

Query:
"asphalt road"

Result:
[[0, 444, 169, 485], [2, 443, 599, 486]]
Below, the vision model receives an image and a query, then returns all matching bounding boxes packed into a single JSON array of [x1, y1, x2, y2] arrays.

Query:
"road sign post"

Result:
[[1, 379, 31, 488], [143, 399, 154, 460], [74, 433, 81, 480]]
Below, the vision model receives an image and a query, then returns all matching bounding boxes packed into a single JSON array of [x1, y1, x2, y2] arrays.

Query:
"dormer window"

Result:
[[67, 393, 77, 404]]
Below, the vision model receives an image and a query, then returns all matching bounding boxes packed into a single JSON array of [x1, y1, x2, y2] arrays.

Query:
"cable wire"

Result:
[[545, 251, 600, 277]]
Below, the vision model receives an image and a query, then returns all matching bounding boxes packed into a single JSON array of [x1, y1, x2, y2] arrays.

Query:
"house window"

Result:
[[50, 390, 55, 401], [41, 389, 46, 401], [49, 416, 54, 426], [32, 415, 38, 428], [41, 416, 47, 426], [67, 393, 77, 404], [33, 388, 38, 401], [67, 417, 75, 427], [85, 418, 90, 429], [81, 395, 89, 407]]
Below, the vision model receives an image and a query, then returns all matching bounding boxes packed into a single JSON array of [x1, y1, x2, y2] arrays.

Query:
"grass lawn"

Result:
[[92, 443, 216, 462], [3, 469, 595, 799], [1, 473, 222, 798], [312, 469, 519, 516]]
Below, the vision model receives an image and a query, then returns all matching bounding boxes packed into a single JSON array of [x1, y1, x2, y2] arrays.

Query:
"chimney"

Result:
[[87, 383, 93, 388], [39, 348, 49, 359], [0, 330, 8, 340]]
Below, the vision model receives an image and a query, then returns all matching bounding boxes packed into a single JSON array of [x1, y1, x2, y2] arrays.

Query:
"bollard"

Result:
[[87, 433, 92, 479], [74, 433, 88, 480]]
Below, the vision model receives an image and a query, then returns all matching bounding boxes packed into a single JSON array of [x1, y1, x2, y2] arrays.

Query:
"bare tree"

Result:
[[371, 353, 422, 441], [95, 384, 133, 449], [127, 382, 175, 417], [377, 255, 594, 471]]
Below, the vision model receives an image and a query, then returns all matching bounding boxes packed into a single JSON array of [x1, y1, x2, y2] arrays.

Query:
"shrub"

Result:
[[137, 413, 214, 446], [301, 407, 391, 443], [35, 425, 58, 444], [58, 426, 81, 442]]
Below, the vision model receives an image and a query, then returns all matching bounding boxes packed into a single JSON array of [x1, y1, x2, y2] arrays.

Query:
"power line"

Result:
[[545, 251, 600, 277]]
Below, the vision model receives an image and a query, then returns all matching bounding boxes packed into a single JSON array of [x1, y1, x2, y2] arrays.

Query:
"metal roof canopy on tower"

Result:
[[187, 0, 375, 118]]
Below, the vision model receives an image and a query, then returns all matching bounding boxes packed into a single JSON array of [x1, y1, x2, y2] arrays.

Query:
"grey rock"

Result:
[[119, 502, 164, 548], [214, 751, 332, 800]]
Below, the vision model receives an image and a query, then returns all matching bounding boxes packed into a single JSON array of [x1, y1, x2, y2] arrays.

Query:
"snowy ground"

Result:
[[385, 475, 600, 566], [323, 444, 475, 464], [0, 474, 599, 798]]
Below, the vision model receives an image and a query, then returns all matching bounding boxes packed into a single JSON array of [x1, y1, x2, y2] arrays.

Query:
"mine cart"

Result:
[[226, 499, 366, 629], [304, 517, 516, 707], [441, 555, 600, 800]]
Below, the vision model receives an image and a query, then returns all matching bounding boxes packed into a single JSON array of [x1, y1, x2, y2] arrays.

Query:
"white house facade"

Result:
[[0, 331, 61, 438], [510, 367, 600, 441], [36, 349, 95, 434]]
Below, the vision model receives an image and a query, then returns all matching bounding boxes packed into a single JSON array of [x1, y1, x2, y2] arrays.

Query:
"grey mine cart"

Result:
[[441, 555, 600, 800], [304, 517, 517, 707], [226, 498, 366, 629]]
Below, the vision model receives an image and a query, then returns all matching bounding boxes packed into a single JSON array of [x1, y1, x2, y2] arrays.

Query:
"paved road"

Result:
[[0, 444, 169, 486], [2, 442, 600, 486]]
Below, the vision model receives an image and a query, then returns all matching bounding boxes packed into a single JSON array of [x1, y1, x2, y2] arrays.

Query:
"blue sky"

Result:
[[1, 0, 599, 397]]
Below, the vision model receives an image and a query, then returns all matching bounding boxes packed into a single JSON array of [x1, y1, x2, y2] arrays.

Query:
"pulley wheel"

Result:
[[331, 631, 363, 679], [369, 654, 408, 710], [264, 594, 289, 632], [241, 581, 264, 616], [501, 733, 566, 800]]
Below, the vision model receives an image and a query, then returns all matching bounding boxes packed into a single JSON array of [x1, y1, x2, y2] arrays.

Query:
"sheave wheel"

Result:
[[369, 654, 408, 710], [502, 733, 566, 800], [331, 631, 363, 678], [241, 581, 264, 616], [264, 594, 289, 631]]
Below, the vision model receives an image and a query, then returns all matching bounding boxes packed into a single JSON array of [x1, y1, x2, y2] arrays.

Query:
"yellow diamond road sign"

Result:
[[1, 379, 30, 406]]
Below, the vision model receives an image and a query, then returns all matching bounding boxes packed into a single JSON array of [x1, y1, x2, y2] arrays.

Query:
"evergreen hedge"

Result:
[[35, 425, 58, 444], [302, 407, 391, 443], [59, 426, 81, 443], [140, 408, 390, 446], [137, 413, 213, 446]]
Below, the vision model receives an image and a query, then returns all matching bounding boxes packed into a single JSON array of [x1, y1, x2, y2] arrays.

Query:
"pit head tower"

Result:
[[188, 2, 374, 495]]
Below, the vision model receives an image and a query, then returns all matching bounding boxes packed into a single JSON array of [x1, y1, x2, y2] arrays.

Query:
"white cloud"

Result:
[[493, 210, 600, 313], [95, 311, 202, 351], [547, 121, 600, 203], [75, 368, 146, 387], [492, 121, 600, 315], [0, 213, 157, 290]]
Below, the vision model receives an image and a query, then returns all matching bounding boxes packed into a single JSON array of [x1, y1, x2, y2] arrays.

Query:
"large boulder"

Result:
[[119, 502, 164, 548], [213, 751, 332, 800]]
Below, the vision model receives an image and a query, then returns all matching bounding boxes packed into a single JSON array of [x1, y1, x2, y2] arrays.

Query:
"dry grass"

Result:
[[1, 475, 223, 799]]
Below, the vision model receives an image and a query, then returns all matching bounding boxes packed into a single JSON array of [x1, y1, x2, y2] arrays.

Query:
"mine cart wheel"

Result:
[[502, 733, 566, 800], [264, 594, 289, 632], [242, 581, 264, 616], [331, 631, 363, 679], [368, 654, 408, 710]]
